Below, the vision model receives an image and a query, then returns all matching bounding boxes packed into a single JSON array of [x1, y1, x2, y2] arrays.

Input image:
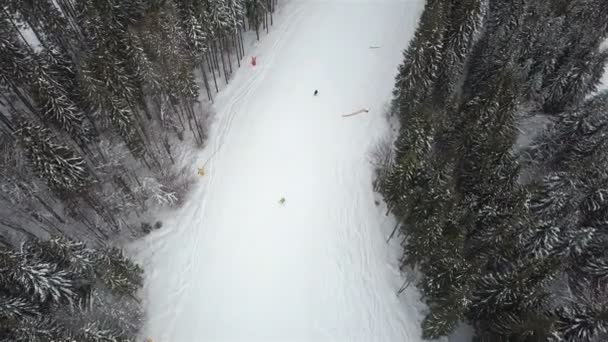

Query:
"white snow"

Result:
[[16, 23, 43, 52], [600, 68, 608, 93], [133, 0, 432, 341], [597, 38, 608, 93]]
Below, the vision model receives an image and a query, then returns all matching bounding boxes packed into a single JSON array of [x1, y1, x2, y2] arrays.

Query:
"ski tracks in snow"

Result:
[[137, 0, 431, 341], [189, 1, 306, 274], [154, 2, 307, 338]]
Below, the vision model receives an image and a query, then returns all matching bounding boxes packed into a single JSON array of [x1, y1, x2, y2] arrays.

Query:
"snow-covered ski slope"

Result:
[[135, 0, 429, 340]]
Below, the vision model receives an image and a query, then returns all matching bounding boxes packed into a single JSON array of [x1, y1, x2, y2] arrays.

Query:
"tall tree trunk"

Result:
[[219, 40, 229, 83], [239, 28, 245, 58], [255, 17, 260, 40], [225, 38, 233, 75], [0, 218, 38, 239], [188, 101, 205, 144], [270, 1, 274, 26], [72, 197, 108, 240], [387, 221, 401, 243], [206, 53, 219, 92], [6, 79, 37, 115], [30, 193, 66, 224], [4, 11, 37, 54], [140, 88, 153, 120], [171, 101, 187, 131], [0, 108, 15, 132], [56, 0, 82, 39], [212, 42, 221, 74], [163, 135, 175, 165], [200, 62, 213, 101], [180, 101, 201, 145], [0, 194, 57, 236], [234, 32, 241, 67]]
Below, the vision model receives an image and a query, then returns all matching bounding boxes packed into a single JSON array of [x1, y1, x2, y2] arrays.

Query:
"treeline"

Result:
[[1, 0, 278, 340], [378, 0, 608, 340], [0, 0, 277, 245]]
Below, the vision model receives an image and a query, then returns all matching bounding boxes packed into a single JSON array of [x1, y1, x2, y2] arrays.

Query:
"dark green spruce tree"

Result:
[[379, 0, 608, 340]]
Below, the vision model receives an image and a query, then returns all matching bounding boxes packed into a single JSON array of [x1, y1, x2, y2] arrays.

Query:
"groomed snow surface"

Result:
[[133, 0, 440, 340]]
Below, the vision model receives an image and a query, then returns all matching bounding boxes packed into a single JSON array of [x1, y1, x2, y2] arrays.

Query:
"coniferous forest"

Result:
[[1, 0, 276, 340], [378, 0, 608, 341], [4, 0, 608, 340]]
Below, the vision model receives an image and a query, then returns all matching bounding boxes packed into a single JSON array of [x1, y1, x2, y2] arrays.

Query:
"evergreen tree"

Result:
[[432, 0, 484, 105], [0, 295, 39, 320], [16, 120, 91, 196], [31, 54, 91, 139], [245, 0, 267, 40], [379, 0, 608, 339], [542, 48, 608, 114], [0, 0, 275, 337], [0, 236, 144, 341], [4, 0, 76, 54], [554, 304, 608, 342], [391, 0, 447, 122], [1, 316, 65, 342], [94, 247, 143, 297]]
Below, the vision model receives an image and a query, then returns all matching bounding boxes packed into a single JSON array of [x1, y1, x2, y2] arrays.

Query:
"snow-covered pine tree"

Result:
[[206, 0, 244, 82], [15, 120, 91, 196], [516, 91, 608, 341], [0, 244, 76, 306], [138, 0, 206, 145], [412, 162, 471, 339], [75, 0, 151, 156], [94, 247, 143, 297], [0, 316, 66, 342], [542, 48, 608, 114], [469, 257, 560, 340], [379, 0, 452, 214], [0, 294, 39, 320], [77, 57, 145, 157], [525, 92, 608, 178], [176, 0, 209, 55], [462, 0, 525, 99], [30, 54, 91, 140], [567, 0, 608, 41], [391, 0, 447, 122], [454, 69, 519, 198], [432, 0, 484, 106], [0, 238, 144, 341], [4, 0, 76, 55], [380, 0, 608, 339], [447, 70, 554, 340], [245, 0, 267, 40], [22, 236, 96, 279], [0, 15, 38, 115], [553, 304, 608, 342]]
